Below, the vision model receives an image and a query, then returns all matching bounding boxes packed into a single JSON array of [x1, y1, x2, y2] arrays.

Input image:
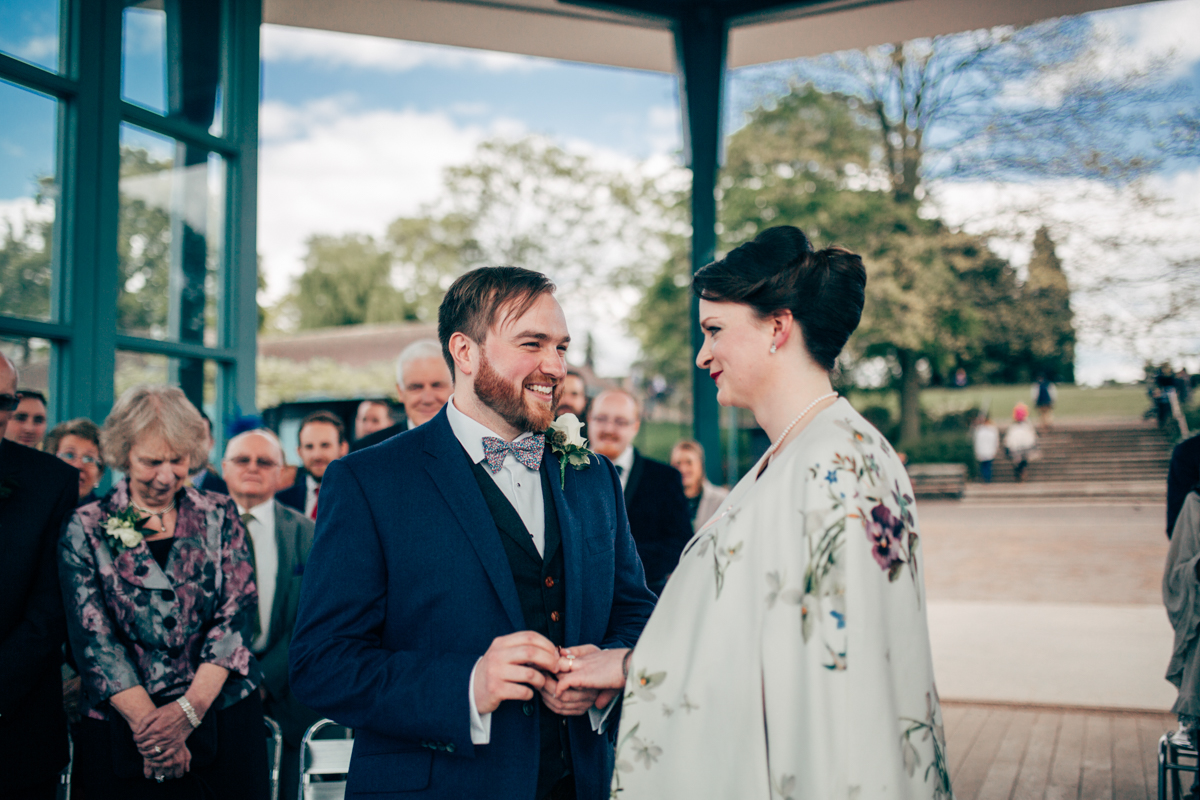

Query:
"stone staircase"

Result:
[[963, 420, 1175, 502]]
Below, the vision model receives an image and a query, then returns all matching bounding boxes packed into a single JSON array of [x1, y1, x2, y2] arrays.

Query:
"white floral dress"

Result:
[[612, 399, 951, 800]]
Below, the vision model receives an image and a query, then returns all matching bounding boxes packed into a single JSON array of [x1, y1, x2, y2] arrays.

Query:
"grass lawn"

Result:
[[847, 383, 1151, 422]]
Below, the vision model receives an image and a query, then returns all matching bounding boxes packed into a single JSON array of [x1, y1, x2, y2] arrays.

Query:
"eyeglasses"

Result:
[[58, 451, 101, 467], [590, 415, 636, 428], [0, 394, 18, 411], [226, 456, 280, 469]]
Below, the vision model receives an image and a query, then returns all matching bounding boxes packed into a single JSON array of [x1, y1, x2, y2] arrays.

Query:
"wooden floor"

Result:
[[944, 702, 1179, 800]]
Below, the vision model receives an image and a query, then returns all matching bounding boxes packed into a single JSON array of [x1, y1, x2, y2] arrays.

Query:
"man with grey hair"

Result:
[[351, 338, 453, 452], [0, 353, 79, 798], [222, 428, 319, 800]]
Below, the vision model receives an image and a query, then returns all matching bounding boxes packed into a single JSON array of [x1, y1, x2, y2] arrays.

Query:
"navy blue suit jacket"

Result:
[[274, 468, 308, 515], [290, 406, 656, 800]]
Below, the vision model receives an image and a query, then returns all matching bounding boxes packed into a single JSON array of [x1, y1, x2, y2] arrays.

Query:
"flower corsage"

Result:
[[546, 413, 593, 489], [103, 507, 148, 551]]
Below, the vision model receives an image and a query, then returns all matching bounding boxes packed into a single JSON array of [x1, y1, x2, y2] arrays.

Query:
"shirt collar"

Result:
[[235, 497, 275, 521], [306, 473, 318, 491], [614, 446, 636, 475], [446, 394, 534, 465]]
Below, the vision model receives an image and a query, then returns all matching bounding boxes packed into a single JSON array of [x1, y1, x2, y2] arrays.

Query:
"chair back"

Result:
[[264, 716, 283, 800], [300, 719, 355, 800]]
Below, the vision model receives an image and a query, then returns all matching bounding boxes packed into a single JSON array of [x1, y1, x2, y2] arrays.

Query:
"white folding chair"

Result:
[[265, 716, 283, 800], [299, 719, 355, 800], [1159, 729, 1198, 800]]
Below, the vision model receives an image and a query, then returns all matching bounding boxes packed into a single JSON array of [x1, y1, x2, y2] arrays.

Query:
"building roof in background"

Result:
[[259, 322, 439, 369], [264, 0, 1144, 73]]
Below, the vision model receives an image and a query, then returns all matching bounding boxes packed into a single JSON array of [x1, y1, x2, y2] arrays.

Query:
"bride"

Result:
[[555, 225, 951, 799]]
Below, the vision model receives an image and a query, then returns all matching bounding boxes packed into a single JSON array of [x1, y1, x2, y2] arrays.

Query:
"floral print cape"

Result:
[[611, 399, 952, 799], [59, 479, 260, 720]]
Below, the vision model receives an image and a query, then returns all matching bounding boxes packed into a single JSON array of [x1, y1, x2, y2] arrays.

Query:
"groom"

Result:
[[290, 266, 655, 800]]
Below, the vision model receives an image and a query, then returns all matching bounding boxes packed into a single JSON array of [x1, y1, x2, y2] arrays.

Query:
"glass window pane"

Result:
[[118, 124, 225, 344], [0, 335, 51, 394], [0, 0, 61, 73], [0, 80, 58, 323], [122, 0, 224, 135]]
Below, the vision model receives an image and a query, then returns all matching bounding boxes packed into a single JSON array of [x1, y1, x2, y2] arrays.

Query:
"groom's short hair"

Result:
[[438, 266, 556, 378]]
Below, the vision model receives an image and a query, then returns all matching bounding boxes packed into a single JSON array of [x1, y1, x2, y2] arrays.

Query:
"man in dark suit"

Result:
[[223, 428, 320, 800], [350, 338, 451, 452], [275, 410, 348, 518], [588, 389, 693, 596], [291, 267, 656, 800], [0, 354, 79, 799], [1168, 431, 1200, 538], [189, 410, 229, 495]]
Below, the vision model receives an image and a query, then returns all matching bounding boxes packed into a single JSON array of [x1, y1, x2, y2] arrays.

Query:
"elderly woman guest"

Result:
[[556, 226, 950, 799], [669, 439, 730, 532], [45, 418, 105, 505], [59, 386, 268, 799]]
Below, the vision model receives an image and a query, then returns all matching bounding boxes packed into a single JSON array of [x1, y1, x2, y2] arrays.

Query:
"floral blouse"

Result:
[[60, 479, 260, 720]]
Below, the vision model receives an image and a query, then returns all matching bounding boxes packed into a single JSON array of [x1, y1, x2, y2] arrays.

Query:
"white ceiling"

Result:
[[264, 0, 1159, 73]]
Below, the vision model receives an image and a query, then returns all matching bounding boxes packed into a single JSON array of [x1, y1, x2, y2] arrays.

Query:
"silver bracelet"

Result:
[[176, 696, 202, 729]]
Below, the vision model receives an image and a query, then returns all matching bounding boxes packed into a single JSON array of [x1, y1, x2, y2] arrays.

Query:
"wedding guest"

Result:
[[972, 412, 1000, 484], [1004, 403, 1038, 482], [556, 369, 588, 418], [669, 439, 729, 532], [0, 355, 79, 800], [46, 418, 106, 504], [222, 429, 320, 800], [4, 388, 49, 448], [188, 410, 228, 495], [352, 339, 453, 451], [589, 388, 692, 595], [1164, 484, 1200, 745], [60, 385, 267, 798], [275, 410, 348, 519], [1168, 431, 1200, 538], [555, 225, 950, 800], [353, 400, 393, 441]]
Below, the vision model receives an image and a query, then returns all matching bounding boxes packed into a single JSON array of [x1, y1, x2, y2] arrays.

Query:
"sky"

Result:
[[1, 0, 1199, 382]]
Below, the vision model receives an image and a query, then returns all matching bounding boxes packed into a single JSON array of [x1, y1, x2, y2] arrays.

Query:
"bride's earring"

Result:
[[769, 342, 778, 354]]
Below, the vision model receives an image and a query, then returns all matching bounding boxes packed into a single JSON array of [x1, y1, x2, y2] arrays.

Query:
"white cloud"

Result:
[[0, 197, 54, 240], [257, 99, 506, 304], [931, 167, 1200, 384], [1112, 0, 1200, 70], [261, 24, 545, 74], [9, 35, 56, 62]]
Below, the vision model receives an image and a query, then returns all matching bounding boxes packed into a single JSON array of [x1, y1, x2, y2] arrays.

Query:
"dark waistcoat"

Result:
[[469, 459, 570, 800]]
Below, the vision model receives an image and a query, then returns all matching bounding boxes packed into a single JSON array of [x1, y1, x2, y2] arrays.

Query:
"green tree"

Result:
[[0, 215, 52, 322], [285, 233, 404, 329], [116, 146, 173, 335]]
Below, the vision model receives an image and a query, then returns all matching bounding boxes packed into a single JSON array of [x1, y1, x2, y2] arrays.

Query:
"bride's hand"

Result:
[[554, 647, 629, 703]]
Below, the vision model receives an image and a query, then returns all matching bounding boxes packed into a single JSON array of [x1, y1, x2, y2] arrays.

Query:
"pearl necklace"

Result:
[[131, 497, 177, 530], [762, 392, 839, 465]]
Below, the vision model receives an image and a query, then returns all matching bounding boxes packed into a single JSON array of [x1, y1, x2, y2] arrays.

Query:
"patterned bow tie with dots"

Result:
[[481, 434, 546, 473]]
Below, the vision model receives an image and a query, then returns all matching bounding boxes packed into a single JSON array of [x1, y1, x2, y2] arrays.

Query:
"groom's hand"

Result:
[[474, 631, 562, 715]]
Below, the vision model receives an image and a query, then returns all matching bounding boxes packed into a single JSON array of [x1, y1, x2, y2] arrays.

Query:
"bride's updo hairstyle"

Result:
[[692, 225, 866, 371]]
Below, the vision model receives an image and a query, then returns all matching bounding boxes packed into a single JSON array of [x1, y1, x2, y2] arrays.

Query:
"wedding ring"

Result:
[[156, 775, 164, 783], [154, 745, 162, 754]]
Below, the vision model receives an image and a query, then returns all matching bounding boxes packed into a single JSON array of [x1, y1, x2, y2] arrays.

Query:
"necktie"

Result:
[[481, 434, 546, 474], [240, 511, 261, 640], [310, 484, 319, 521]]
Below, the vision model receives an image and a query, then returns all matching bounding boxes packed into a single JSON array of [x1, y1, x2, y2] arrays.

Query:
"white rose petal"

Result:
[[118, 527, 143, 548], [552, 414, 586, 448]]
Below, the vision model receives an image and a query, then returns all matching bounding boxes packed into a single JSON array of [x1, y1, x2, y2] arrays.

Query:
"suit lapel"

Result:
[[623, 449, 645, 506], [544, 447, 583, 645], [269, 502, 299, 641], [423, 409, 525, 631]]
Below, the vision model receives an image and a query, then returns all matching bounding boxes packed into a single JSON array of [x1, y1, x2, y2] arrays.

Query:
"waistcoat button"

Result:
[[544, 576, 555, 588], [550, 611, 561, 622]]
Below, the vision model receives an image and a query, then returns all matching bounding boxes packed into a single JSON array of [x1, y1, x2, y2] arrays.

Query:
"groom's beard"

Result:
[[475, 350, 561, 433]]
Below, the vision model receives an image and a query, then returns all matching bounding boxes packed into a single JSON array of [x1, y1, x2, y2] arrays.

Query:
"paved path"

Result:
[[919, 501, 1176, 711]]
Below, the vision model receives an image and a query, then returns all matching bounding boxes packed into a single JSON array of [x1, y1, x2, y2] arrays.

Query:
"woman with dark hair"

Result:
[[556, 226, 949, 799]]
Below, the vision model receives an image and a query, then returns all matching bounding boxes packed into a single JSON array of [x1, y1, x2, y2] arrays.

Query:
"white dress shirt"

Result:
[[446, 396, 545, 555], [304, 474, 319, 518], [613, 446, 635, 490], [237, 498, 278, 653]]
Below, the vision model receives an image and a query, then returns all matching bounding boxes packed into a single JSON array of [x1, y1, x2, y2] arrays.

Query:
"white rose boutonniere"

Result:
[[546, 413, 593, 489], [103, 507, 146, 551]]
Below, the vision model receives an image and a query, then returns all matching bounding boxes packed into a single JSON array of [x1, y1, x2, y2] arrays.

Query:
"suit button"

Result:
[[544, 576, 555, 588], [446, 743, 456, 753], [550, 611, 561, 622], [523, 702, 534, 716]]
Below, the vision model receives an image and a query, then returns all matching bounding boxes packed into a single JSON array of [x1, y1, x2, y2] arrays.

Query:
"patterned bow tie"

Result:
[[481, 434, 545, 474]]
